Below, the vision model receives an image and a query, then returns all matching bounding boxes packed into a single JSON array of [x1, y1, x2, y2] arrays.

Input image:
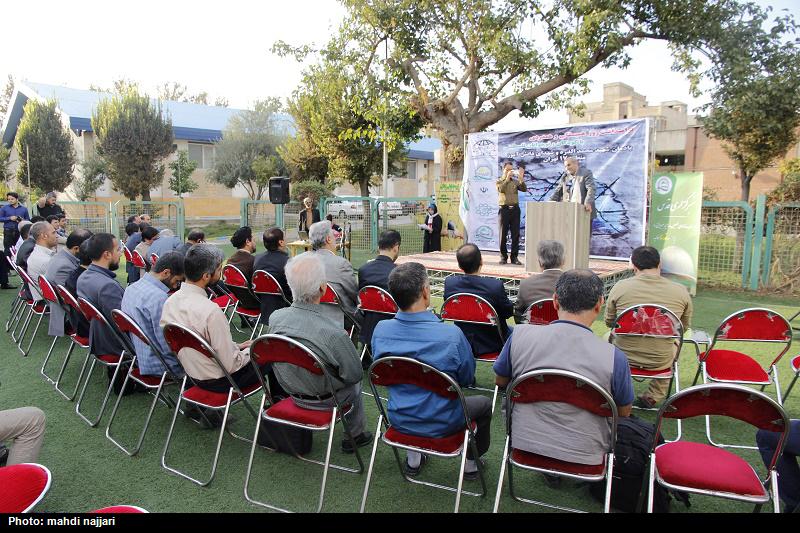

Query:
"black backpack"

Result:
[[590, 416, 690, 513]]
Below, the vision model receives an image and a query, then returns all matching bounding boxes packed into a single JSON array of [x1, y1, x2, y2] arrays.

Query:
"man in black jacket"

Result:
[[357, 230, 401, 358], [252, 227, 292, 327]]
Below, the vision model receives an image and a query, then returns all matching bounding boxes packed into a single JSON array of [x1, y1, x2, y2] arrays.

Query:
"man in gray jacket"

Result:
[[268, 252, 371, 453], [44, 229, 93, 337], [550, 157, 597, 219]]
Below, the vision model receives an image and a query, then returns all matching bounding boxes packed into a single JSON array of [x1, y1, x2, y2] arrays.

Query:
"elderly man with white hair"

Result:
[[305, 220, 361, 332], [267, 252, 372, 453]]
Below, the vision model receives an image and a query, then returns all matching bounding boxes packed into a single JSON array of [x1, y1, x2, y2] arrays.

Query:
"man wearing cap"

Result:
[[0, 192, 29, 289], [496, 162, 527, 265]]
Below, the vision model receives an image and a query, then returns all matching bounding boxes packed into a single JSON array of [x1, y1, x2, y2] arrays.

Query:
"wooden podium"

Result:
[[525, 202, 591, 272]]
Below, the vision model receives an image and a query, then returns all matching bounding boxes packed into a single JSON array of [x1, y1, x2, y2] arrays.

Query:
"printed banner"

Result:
[[435, 181, 466, 252], [462, 118, 650, 259], [648, 172, 704, 295]]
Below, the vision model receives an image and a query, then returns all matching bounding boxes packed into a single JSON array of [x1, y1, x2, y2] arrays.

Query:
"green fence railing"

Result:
[[698, 200, 754, 289], [111, 200, 184, 239], [762, 202, 800, 291]]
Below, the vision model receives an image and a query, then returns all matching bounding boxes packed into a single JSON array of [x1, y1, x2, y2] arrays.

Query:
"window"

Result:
[[404, 160, 417, 180], [656, 153, 685, 167], [618, 102, 628, 119], [187, 142, 215, 169]]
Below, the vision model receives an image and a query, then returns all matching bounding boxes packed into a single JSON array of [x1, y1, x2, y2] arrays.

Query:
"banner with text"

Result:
[[462, 118, 649, 260], [648, 172, 704, 295], [435, 181, 467, 252]]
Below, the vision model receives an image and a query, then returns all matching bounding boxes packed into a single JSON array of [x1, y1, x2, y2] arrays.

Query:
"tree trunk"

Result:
[[141, 189, 151, 201], [740, 169, 752, 202]]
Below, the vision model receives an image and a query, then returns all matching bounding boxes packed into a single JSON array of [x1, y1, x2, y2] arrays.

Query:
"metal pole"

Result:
[[382, 39, 389, 195]]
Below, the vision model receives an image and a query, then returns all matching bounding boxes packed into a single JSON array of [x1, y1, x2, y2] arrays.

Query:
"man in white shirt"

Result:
[[26, 222, 58, 301]]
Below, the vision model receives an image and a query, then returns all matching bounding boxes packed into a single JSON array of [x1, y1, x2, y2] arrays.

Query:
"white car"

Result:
[[326, 198, 402, 219]]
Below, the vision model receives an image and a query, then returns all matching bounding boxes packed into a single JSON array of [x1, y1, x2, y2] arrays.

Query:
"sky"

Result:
[[1, 0, 798, 132]]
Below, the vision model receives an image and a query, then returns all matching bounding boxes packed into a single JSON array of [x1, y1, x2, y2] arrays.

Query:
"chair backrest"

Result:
[[523, 298, 558, 325], [122, 245, 133, 263], [441, 293, 499, 326], [320, 283, 339, 305], [77, 297, 112, 329], [150, 253, 159, 266], [38, 275, 60, 305], [222, 264, 249, 289], [249, 334, 324, 375], [5, 254, 16, 270], [162, 322, 216, 361], [111, 309, 153, 347], [709, 308, 792, 367], [655, 384, 790, 473], [131, 250, 146, 269], [56, 284, 83, 314], [16, 267, 35, 288], [0, 463, 52, 513], [358, 285, 399, 315], [251, 269, 287, 298], [611, 304, 684, 359]]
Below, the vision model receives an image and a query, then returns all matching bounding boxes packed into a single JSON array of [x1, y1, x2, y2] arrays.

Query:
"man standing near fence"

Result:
[[0, 192, 29, 289]]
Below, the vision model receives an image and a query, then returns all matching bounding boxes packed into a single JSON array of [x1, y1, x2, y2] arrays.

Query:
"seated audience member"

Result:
[[372, 262, 491, 478], [65, 240, 92, 338], [268, 253, 371, 453], [307, 220, 360, 330], [226, 226, 260, 311], [253, 227, 292, 326], [148, 228, 182, 258], [757, 419, 800, 513], [326, 214, 342, 234], [44, 229, 93, 338], [15, 221, 36, 271], [134, 226, 159, 278], [46, 215, 67, 250], [15, 220, 32, 250], [177, 229, 204, 255], [124, 222, 142, 284], [444, 243, 513, 357], [140, 213, 151, 225], [494, 269, 633, 468], [26, 221, 58, 302], [121, 252, 186, 378], [514, 240, 564, 323], [160, 244, 262, 392], [127, 214, 141, 226], [357, 230, 400, 355], [76, 233, 127, 358], [0, 407, 46, 465], [604, 246, 692, 408]]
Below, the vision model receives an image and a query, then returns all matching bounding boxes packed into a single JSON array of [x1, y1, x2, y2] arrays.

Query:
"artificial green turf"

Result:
[[2, 271, 798, 513]]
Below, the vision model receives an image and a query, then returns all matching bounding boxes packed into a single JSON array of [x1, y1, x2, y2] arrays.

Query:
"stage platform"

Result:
[[396, 251, 633, 300]]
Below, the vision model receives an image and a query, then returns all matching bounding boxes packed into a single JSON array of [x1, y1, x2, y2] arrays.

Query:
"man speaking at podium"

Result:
[[496, 162, 527, 265], [550, 157, 597, 219]]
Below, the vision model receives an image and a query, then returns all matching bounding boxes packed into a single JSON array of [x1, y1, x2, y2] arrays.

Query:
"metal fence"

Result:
[[376, 197, 430, 256], [111, 201, 184, 240], [321, 197, 376, 267], [241, 200, 278, 238], [763, 203, 800, 293], [697, 201, 753, 289], [58, 202, 111, 235]]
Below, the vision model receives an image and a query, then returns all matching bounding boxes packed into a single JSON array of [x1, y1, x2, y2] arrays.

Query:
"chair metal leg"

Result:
[[9, 299, 28, 338], [603, 453, 615, 513], [492, 435, 511, 513], [785, 374, 799, 403], [40, 335, 61, 384], [359, 415, 384, 513], [647, 453, 657, 513], [75, 358, 128, 427], [54, 343, 88, 401], [21, 310, 45, 357], [12, 304, 33, 344], [243, 394, 291, 513], [315, 408, 338, 513], [6, 296, 23, 331], [771, 470, 781, 513], [453, 430, 469, 513]]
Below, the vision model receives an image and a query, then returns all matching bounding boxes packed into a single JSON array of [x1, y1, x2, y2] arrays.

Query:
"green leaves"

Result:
[[167, 150, 199, 197], [15, 99, 76, 193]]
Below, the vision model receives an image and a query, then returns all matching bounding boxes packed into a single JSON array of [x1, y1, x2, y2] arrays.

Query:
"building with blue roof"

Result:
[[1, 81, 443, 215]]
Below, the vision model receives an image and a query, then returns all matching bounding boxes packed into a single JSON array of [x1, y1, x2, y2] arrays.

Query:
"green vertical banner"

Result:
[[648, 172, 704, 295]]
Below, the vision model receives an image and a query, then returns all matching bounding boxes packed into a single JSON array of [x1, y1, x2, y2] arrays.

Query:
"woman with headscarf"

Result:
[[422, 202, 442, 253], [298, 197, 321, 234]]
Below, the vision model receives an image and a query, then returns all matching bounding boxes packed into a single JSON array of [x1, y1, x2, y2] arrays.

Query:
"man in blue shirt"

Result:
[[121, 252, 186, 378], [0, 192, 29, 289], [372, 262, 492, 479], [494, 269, 633, 470]]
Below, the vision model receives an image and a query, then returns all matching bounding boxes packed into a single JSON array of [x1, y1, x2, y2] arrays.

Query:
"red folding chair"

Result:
[[244, 334, 364, 513], [52, 285, 92, 401], [150, 252, 159, 266], [646, 384, 790, 513], [104, 309, 180, 457], [441, 293, 504, 411], [74, 298, 131, 427], [356, 285, 399, 361], [13, 267, 48, 357], [360, 356, 486, 513], [38, 275, 70, 384], [522, 298, 558, 325], [784, 355, 800, 402], [221, 264, 261, 339], [161, 322, 261, 486], [130, 250, 147, 270], [251, 269, 291, 336], [321, 283, 360, 338], [92, 505, 148, 513], [0, 463, 52, 513], [693, 308, 792, 449], [610, 304, 685, 439], [5, 258, 28, 333], [122, 245, 133, 265], [492, 369, 618, 513]]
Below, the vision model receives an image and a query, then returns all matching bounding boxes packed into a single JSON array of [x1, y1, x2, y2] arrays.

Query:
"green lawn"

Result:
[[2, 276, 798, 512]]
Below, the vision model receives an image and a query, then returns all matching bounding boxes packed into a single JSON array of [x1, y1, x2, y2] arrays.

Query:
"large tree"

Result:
[[209, 98, 287, 200], [167, 150, 199, 197], [92, 89, 174, 200], [15, 99, 76, 193], [314, 0, 799, 176], [698, 10, 800, 201], [279, 96, 329, 182], [0, 74, 14, 118]]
